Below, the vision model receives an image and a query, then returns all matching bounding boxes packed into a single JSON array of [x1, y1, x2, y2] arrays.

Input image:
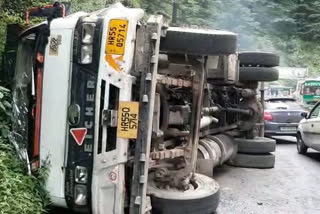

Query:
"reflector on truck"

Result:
[[70, 128, 87, 146]]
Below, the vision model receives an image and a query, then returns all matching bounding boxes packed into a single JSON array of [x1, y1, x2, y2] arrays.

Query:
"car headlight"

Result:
[[81, 45, 93, 64], [74, 184, 87, 206], [82, 23, 95, 44], [75, 166, 88, 184]]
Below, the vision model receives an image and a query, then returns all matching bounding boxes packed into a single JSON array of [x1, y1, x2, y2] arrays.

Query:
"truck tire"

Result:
[[161, 27, 237, 55], [148, 173, 220, 214], [238, 51, 280, 67], [236, 137, 276, 154], [297, 133, 308, 154], [228, 153, 275, 169], [239, 67, 279, 82]]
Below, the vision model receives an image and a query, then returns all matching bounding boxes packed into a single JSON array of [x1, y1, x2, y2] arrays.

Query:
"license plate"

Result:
[[280, 126, 297, 132], [106, 19, 128, 55], [117, 101, 139, 139]]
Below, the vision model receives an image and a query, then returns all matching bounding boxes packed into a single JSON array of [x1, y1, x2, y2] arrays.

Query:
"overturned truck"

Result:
[[7, 3, 279, 214]]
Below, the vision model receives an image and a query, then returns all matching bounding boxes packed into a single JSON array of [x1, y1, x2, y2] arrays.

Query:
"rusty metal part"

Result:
[[200, 123, 238, 137], [241, 88, 256, 98], [166, 128, 189, 137], [157, 74, 192, 87], [168, 105, 190, 125], [196, 134, 237, 177], [187, 58, 206, 175], [225, 107, 253, 116], [158, 63, 192, 76], [150, 148, 185, 160], [238, 96, 263, 131], [152, 168, 192, 191], [167, 53, 189, 64], [154, 168, 169, 178]]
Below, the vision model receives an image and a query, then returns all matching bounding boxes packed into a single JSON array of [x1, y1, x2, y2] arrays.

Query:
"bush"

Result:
[[0, 86, 50, 214]]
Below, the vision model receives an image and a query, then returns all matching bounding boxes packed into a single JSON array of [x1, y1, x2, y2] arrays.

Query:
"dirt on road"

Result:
[[214, 142, 320, 214]]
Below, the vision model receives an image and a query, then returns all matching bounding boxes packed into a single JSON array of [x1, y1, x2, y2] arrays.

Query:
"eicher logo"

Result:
[[83, 80, 95, 153]]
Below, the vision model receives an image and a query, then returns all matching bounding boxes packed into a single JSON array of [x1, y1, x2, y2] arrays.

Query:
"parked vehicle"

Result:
[[266, 86, 294, 98], [297, 101, 320, 154], [294, 79, 320, 110], [264, 97, 306, 137]]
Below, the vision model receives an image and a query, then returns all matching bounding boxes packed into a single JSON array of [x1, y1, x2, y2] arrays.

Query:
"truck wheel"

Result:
[[160, 27, 237, 55], [228, 153, 275, 169], [148, 173, 220, 214], [297, 133, 308, 154], [239, 67, 279, 82], [236, 137, 276, 154], [238, 51, 280, 67]]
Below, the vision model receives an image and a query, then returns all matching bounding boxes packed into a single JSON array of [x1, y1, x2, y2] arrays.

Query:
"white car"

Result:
[[297, 101, 320, 154]]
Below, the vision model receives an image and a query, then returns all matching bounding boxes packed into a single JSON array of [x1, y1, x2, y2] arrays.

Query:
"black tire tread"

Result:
[[297, 133, 308, 154], [228, 153, 275, 169], [151, 191, 220, 214], [236, 137, 276, 154], [148, 173, 220, 214], [239, 51, 280, 67], [239, 67, 279, 82], [161, 27, 237, 55]]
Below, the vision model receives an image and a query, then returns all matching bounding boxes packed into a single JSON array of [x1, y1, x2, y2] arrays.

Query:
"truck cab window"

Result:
[[12, 34, 35, 156]]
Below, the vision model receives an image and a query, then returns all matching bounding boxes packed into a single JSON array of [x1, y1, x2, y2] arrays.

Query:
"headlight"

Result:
[[75, 166, 88, 184], [74, 184, 87, 206], [81, 45, 93, 64], [82, 23, 95, 44]]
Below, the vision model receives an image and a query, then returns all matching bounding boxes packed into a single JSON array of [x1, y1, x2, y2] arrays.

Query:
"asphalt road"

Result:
[[214, 139, 320, 214]]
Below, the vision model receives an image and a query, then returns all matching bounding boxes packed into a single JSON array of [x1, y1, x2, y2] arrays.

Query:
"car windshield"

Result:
[[269, 88, 292, 97], [265, 98, 301, 110]]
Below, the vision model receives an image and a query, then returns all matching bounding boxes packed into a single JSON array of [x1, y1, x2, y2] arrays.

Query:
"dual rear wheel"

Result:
[[238, 51, 280, 82], [228, 137, 276, 169]]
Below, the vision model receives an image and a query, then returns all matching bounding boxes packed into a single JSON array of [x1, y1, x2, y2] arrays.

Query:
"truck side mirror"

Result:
[[301, 112, 308, 118]]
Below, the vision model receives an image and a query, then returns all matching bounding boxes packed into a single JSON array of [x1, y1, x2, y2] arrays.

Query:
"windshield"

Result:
[[302, 81, 320, 95], [12, 34, 35, 155], [265, 99, 302, 110], [269, 88, 292, 97], [303, 85, 320, 95]]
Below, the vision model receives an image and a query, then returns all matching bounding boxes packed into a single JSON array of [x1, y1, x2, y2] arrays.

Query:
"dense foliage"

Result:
[[1, 0, 320, 75], [0, 86, 49, 214]]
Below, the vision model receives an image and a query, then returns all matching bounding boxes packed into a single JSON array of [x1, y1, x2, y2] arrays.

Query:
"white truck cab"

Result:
[[13, 3, 145, 213]]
